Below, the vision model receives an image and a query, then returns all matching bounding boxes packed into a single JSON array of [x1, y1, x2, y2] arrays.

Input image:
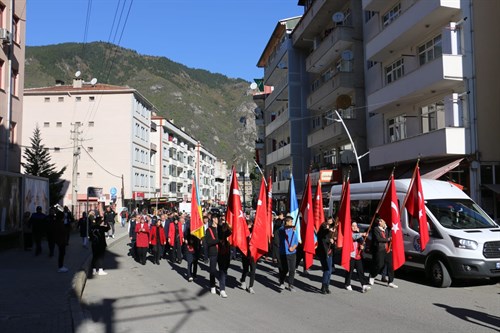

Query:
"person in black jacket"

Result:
[[205, 214, 220, 295], [217, 218, 232, 298], [30, 206, 47, 256], [90, 216, 111, 276], [369, 217, 398, 288], [316, 216, 336, 294]]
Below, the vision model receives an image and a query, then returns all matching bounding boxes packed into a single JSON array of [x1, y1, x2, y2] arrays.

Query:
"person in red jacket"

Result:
[[135, 216, 150, 265], [149, 218, 167, 265], [168, 217, 184, 264]]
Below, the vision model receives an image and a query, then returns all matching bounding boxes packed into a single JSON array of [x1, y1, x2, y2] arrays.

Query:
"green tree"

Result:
[[22, 125, 67, 206]]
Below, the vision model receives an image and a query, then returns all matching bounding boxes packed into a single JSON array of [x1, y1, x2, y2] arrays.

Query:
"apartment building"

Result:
[[257, 16, 310, 196], [23, 78, 157, 214], [0, 0, 25, 173], [362, 0, 500, 219], [293, 0, 367, 186]]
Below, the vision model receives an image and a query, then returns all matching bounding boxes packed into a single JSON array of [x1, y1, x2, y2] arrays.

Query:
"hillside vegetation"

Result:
[[24, 42, 257, 164]]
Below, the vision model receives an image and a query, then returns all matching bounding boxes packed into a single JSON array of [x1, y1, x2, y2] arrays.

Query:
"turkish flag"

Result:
[[249, 178, 269, 261], [313, 179, 325, 232], [299, 174, 316, 270], [226, 167, 250, 255], [405, 166, 429, 251], [378, 174, 405, 270], [337, 180, 353, 271]]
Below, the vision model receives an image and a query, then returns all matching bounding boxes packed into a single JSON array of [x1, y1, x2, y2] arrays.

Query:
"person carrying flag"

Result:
[[278, 215, 299, 292], [316, 215, 336, 294], [344, 221, 371, 293], [369, 217, 398, 288]]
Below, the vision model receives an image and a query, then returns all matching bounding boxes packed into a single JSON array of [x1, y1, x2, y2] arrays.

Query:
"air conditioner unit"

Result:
[[0, 28, 11, 43]]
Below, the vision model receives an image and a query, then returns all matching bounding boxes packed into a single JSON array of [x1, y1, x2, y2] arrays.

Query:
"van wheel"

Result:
[[428, 259, 452, 288]]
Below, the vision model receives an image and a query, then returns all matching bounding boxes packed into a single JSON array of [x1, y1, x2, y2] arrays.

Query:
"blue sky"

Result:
[[26, 0, 303, 82]]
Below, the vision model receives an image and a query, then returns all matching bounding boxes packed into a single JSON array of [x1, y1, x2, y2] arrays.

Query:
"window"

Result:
[[43, 122, 50, 127], [12, 16, 19, 44], [54, 147, 60, 152], [421, 101, 444, 133], [9, 122, 16, 145], [76, 97, 82, 102], [365, 10, 376, 23], [88, 121, 94, 127], [89, 96, 95, 101], [388, 115, 407, 142], [58, 97, 64, 102], [87, 172, 93, 178], [88, 147, 94, 152], [75, 121, 81, 126], [0, 60, 3, 90], [382, 3, 401, 28], [418, 35, 442, 66], [336, 58, 352, 73], [11, 68, 18, 96], [56, 122, 62, 127], [367, 60, 377, 70], [44, 97, 50, 102], [385, 58, 404, 84], [339, 106, 355, 119]]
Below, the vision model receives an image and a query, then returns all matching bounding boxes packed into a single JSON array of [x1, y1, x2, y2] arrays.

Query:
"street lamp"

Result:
[[326, 110, 368, 183]]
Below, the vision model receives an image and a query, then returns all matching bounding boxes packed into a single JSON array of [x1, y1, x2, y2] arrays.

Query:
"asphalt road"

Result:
[[80, 236, 500, 333]]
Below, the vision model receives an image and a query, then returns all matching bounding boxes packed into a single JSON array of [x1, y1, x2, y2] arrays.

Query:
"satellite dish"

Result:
[[90, 78, 97, 85], [336, 94, 352, 109], [340, 150, 356, 164], [250, 82, 258, 90], [341, 50, 353, 61], [332, 12, 345, 23], [75, 71, 81, 78]]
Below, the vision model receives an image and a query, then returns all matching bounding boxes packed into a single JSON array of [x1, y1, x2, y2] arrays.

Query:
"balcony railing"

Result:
[[306, 26, 355, 73]]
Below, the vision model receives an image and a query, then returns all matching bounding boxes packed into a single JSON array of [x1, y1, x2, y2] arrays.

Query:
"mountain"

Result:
[[24, 42, 257, 165]]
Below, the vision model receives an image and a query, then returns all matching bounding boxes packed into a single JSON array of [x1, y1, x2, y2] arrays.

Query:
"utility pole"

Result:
[[71, 122, 82, 214]]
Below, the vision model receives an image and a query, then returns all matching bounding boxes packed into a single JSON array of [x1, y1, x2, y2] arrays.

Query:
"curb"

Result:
[[69, 234, 128, 332]]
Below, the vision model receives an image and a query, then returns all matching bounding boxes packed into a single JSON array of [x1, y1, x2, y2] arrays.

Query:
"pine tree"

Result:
[[22, 125, 67, 206]]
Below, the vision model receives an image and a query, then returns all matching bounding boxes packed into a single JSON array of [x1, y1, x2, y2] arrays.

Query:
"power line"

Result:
[[81, 145, 121, 178]]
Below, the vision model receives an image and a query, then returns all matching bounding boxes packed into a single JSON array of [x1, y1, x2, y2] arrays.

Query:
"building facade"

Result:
[[0, 0, 25, 173]]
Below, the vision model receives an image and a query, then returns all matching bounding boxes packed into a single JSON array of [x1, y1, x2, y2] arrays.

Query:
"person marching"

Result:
[[217, 215, 232, 298], [150, 218, 167, 265], [344, 221, 371, 293], [90, 215, 110, 276], [240, 220, 257, 294], [316, 216, 336, 294], [30, 206, 47, 256], [369, 217, 398, 288], [135, 216, 150, 265], [77, 212, 88, 248], [168, 216, 184, 264], [278, 215, 299, 292], [205, 213, 220, 295], [184, 222, 201, 282]]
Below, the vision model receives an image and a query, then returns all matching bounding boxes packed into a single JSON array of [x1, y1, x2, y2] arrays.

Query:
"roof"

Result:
[[24, 83, 134, 94]]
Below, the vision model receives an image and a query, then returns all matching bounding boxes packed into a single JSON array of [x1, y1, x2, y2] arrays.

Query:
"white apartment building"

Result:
[[257, 16, 310, 196], [362, 0, 500, 220], [0, 0, 25, 173], [293, 0, 367, 186], [23, 78, 157, 214], [151, 116, 223, 206]]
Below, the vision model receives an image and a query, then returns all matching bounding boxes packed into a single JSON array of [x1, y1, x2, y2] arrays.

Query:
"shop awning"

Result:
[[484, 184, 500, 194], [422, 158, 464, 179]]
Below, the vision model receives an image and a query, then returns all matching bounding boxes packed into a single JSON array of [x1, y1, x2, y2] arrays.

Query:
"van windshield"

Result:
[[426, 199, 498, 229]]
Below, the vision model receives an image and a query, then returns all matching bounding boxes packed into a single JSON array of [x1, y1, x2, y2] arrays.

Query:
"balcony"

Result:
[[367, 54, 463, 114], [366, 0, 461, 61], [150, 142, 157, 153], [307, 122, 345, 148], [306, 26, 355, 74], [265, 76, 288, 109], [362, 0, 388, 12], [255, 118, 264, 126], [272, 179, 290, 194], [308, 72, 356, 111], [293, 0, 349, 48], [266, 109, 289, 137], [370, 127, 466, 167], [266, 144, 291, 165], [263, 39, 288, 85], [255, 141, 265, 150]]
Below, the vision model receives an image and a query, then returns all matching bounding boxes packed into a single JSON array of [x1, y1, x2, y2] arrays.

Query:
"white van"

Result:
[[329, 179, 500, 287]]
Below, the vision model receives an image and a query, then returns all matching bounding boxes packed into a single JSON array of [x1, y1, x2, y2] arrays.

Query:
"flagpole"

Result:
[[253, 159, 267, 187], [363, 168, 396, 244], [400, 159, 420, 217]]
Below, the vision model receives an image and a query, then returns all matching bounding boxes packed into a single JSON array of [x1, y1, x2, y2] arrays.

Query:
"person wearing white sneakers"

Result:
[[205, 214, 220, 296], [369, 218, 398, 289], [90, 215, 111, 277], [344, 222, 371, 293]]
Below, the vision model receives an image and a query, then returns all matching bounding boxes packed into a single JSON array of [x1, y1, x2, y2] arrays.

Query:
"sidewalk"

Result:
[[0, 224, 129, 333]]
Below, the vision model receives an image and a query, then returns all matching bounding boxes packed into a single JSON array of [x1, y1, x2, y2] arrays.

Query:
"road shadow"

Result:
[[434, 303, 500, 332]]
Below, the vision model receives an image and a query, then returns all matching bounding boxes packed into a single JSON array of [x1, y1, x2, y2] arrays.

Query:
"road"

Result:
[[80, 236, 500, 333]]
